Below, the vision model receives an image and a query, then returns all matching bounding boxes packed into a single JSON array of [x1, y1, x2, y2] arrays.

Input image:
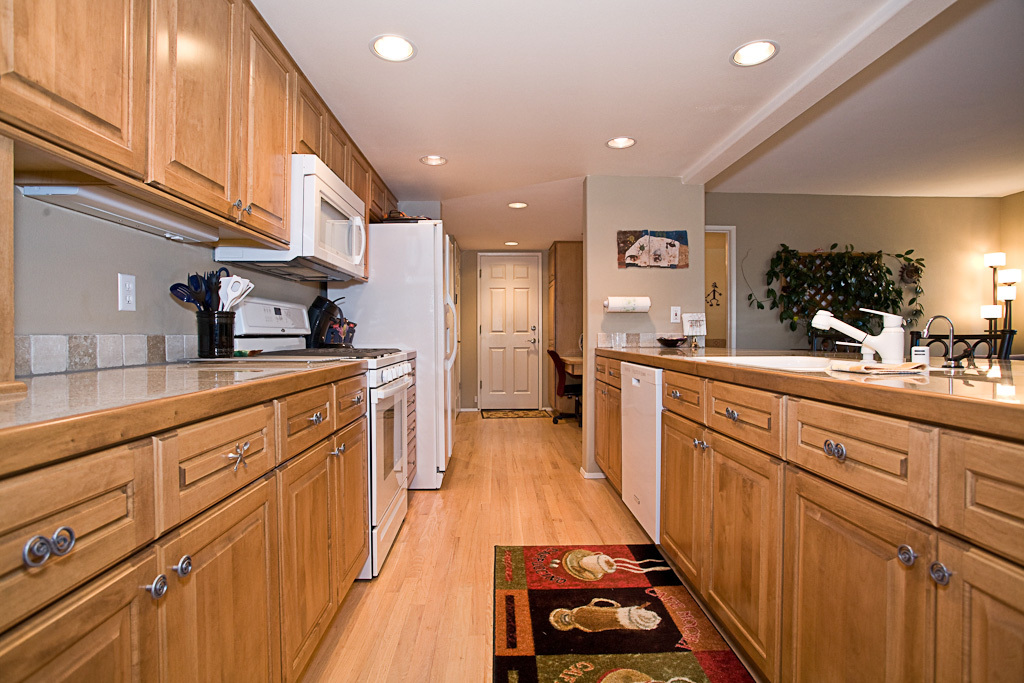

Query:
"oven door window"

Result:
[[372, 389, 406, 521]]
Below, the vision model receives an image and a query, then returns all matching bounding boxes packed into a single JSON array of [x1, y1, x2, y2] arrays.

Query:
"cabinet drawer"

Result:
[[0, 548, 160, 682], [334, 374, 368, 430], [0, 440, 156, 633], [280, 385, 334, 461], [707, 381, 784, 456], [939, 431, 1024, 564], [663, 371, 705, 424], [155, 403, 276, 532], [787, 398, 937, 521], [594, 357, 621, 388]]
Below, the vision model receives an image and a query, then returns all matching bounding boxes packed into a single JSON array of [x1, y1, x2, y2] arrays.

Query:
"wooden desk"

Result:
[[560, 355, 584, 376]]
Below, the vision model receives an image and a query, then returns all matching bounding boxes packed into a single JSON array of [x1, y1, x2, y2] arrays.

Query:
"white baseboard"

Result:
[[459, 408, 479, 413], [580, 467, 607, 480]]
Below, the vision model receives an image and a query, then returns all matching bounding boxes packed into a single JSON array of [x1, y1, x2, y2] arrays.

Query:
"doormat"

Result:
[[481, 409, 552, 419], [494, 544, 753, 683]]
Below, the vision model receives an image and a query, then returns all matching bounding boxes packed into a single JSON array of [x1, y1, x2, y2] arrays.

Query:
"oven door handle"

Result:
[[373, 375, 413, 401]]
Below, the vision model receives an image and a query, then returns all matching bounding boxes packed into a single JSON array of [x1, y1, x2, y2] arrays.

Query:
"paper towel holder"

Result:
[[603, 296, 652, 313]]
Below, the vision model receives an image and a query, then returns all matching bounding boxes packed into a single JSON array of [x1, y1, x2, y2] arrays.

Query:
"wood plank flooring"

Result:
[[302, 412, 650, 681]]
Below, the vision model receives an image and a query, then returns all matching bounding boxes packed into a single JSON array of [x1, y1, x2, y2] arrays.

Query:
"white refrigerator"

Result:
[[329, 220, 457, 490]]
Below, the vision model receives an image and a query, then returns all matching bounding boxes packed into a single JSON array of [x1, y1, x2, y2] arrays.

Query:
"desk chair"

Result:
[[547, 350, 582, 426]]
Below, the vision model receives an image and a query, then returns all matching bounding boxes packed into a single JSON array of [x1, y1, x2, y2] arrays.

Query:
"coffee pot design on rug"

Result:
[[494, 545, 753, 683]]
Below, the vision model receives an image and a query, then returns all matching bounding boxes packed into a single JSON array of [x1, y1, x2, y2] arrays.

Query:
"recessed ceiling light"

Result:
[[731, 40, 779, 66], [505, 241, 519, 246], [419, 155, 447, 166], [508, 202, 528, 209], [371, 34, 416, 62], [606, 137, 636, 149]]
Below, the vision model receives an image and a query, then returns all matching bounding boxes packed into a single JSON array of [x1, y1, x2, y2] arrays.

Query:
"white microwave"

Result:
[[215, 155, 366, 281]]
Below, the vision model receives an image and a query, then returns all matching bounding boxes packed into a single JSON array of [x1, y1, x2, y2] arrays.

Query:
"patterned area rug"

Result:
[[494, 544, 753, 683], [481, 409, 553, 419]]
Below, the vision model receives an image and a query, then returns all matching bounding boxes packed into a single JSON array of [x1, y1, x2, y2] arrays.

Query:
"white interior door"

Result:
[[478, 253, 541, 409]]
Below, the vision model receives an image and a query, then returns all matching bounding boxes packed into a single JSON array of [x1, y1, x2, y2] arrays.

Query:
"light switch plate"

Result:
[[118, 273, 136, 311]]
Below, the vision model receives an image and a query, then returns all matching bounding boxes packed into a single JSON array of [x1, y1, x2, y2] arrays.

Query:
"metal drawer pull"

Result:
[[330, 443, 347, 457], [351, 394, 363, 404], [670, 390, 681, 399], [22, 526, 77, 568], [172, 555, 193, 578], [308, 411, 324, 425], [227, 441, 251, 472], [833, 443, 847, 462], [897, 544, 918, 567], [145, 574, 169, 599], [823, 439, 835, 456], [929, 562, 953, 586], [724, 407, 740, 422], [822, 439, 848, 462]]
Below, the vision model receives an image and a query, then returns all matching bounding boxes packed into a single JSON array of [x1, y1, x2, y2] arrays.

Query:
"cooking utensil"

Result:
[[170, 283, 202, 311], [218, 276, 253, 310]]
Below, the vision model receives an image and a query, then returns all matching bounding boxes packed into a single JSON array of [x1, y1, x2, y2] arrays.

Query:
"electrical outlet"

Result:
[[670, 306, 681, 323], [118, 273, 136, 311]]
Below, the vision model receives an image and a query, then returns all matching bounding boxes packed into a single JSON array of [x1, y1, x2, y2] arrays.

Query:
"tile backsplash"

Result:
[[16, 334, 199, 377]]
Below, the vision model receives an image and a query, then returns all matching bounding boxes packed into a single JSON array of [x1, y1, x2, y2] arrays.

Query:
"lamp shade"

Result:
[[998, 268, 1022, 284], [981, 304, 1003, 319], [984, 252, 1007, 267], [997, 285, 1017, 302]]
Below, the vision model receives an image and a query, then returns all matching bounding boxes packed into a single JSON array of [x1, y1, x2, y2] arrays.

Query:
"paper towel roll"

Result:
[[603, 296, 652, 313]]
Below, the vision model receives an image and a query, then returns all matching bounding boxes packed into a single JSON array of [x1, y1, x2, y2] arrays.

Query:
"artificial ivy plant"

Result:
[[747, 243, 925, 336]]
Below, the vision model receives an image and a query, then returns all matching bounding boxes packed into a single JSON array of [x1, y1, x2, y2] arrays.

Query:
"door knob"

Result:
[[528, 338, 537, 344]]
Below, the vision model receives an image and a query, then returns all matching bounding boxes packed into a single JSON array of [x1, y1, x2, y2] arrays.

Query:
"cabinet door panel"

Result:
[[705, 432, 783, 680], [293, 74, 326, 157], [660, 411, 706, 588], [238, 7, 292, 242], [159, 476, 281, 682], [0, 0, 148, 175], [0, 549, 159, 682], [608, 385, 622, 493], [148, 0, 242, 216], [936, 536, 1024, 682], [783, 469, 935, 682], [325, 115, 350, 185], [277, 440, 337, 682], [334, 418, 369, 595]]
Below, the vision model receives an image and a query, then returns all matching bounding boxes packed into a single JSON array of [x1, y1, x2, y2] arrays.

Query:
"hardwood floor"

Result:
[[302, 412, 650, 681]]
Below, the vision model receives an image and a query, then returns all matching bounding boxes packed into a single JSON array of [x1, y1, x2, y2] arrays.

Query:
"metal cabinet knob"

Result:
[[823, 439, 835, 456], [172, 555, 193, 578], [227, 441, 251, 472], [929, 561, 953, 586], [22, 526, 76, 568], [351, 394, 363, 404], [724, 407, 740, 422], [897, 544, 918, 567], [670, 390, 681, 399], [823, 439, 848, 462], [330, 443, 347, 457], [145, 574, 169, 599], [308, 412, 324, 425], [833, 443, 848, 462], [233, 199, 244, 210], [244, 204, 253, 215]]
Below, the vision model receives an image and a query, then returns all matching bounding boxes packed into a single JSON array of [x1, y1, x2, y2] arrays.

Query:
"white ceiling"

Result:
[[252, 0, 1024, 250]]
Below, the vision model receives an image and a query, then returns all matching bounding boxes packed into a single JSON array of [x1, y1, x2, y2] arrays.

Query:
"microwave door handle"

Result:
[[373, 375, 412, 401], [350, 217, 366, 265]]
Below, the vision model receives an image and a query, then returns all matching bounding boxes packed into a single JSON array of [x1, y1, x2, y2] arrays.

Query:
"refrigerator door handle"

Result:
[[444, 294, 458, 370]]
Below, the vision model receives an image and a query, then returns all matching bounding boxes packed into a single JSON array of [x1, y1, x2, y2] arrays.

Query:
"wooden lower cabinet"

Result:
[[782, 468, 935, 682], [935, 536, 1024, 681], [0, 548, 160, 682], [659, 411, 708, 589], [705, 431, 783, 681], [276, 439, 339, 682], [158, 475, 281, 682], [334, 417, 369, 597], [594, 380, 621, 493]]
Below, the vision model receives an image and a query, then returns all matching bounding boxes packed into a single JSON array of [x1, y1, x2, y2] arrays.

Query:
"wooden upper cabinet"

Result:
[[148, 0, 243, 218], [369, 171, 385, 222], [325, 114, 351, 185], [384, 187, 398, 217], [237, 5, 293, 243], [348, 146, 371, 217], [293, 74, 326, 158], [0, 0, 149, 176]]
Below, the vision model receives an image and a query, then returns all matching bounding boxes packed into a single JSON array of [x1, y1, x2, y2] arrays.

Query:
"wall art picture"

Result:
[[617, 230, 689, 269]]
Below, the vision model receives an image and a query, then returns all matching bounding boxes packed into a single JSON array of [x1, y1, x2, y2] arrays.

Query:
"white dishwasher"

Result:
[[620, 362, 664, 541]]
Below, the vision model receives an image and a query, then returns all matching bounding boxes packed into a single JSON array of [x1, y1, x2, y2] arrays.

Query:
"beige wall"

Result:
[[583, 176, 705, 474], [704, 192, 1004, 351], [704, 231, 728, 347], [13, 193, 319, 334], [458, 248, 551, 410], [999, 190, 1024, 353]]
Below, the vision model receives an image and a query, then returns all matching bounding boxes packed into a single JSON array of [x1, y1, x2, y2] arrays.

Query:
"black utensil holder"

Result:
[[197, 311, 235, 358]]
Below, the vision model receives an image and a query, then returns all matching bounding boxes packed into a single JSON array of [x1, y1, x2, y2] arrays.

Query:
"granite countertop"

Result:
[[596, 347, 1024, 442], [0, 360, 366, 477]]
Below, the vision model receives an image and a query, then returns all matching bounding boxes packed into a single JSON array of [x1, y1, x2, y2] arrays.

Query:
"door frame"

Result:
[[476, 251, 544, 410], [705, 225, 736, 351]]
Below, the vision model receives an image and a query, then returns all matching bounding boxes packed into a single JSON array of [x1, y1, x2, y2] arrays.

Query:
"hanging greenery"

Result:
[[747, 243, 925, 335]]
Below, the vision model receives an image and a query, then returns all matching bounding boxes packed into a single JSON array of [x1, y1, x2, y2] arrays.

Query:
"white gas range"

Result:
[[220, 297, 413, 579]]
